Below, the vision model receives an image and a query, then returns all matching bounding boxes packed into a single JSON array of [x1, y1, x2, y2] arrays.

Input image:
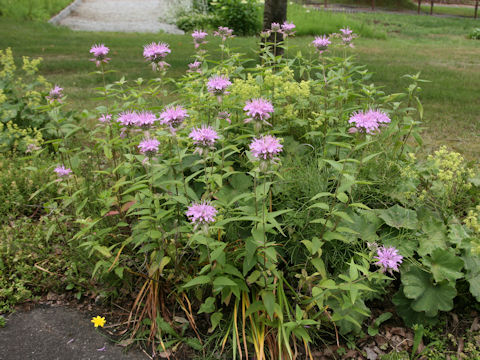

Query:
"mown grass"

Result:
[[419, 4, 477, 17], [0, 7, 479, 157], [0, 0, 72, 21]]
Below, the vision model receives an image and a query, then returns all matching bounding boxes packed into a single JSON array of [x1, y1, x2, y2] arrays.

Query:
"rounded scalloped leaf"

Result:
[[376, 205, 418, 230], [402, 265, 456, 317], [422, 248, 464, 283]]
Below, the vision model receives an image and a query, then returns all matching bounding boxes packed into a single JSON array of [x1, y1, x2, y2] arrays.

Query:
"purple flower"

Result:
[[340, 27, 353, 36], [348, 109, 391, 134], [244, 98, 274, 127], [189, 125, 219, 154], [187, 61, 202, 74], [46, 85, 63, 104], [143, 42, 171, 70], [374, 246, 403, 273], [280, 21, 296, 37], [249, 135, 283, 161], [207, 75, 231, 96], [213, 26, 235, 41], [54, 165, 72, 177], [192, 30, 208, 49], [117, 111, 137, 127], [159, 106, 188, 128], [138, 138, 160, 156], [186, 202, 218, 226], [218, 111, 231, 124], [339, 27, 356, 47], [98, 114, 112, 123], [89, 44, 110, 67], [312, 35, 331, 54], [135, 111, 158, 128], [270, 23, 281, 32]]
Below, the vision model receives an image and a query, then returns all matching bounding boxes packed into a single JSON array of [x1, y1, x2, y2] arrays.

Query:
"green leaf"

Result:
[[213, 276, 237, 288], [183, 275, 211, 288], [208, 311, 223, 333], [462, 253, 480, 301], [262, 290, 276, 320], [418, 218, 448, 256], [198, 297, 216, 314], [377, 205, 418, 230], [422, 249, 464, 283], [402, 265, 456, 316], [392, 288, 438, 327]]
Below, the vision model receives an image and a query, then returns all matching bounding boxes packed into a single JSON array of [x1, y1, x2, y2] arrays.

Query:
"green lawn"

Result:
[[1, 7, 479, 157]]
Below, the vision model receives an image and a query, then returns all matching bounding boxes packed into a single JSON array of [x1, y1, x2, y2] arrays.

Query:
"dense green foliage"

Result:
[[0, 0, 71, 21]]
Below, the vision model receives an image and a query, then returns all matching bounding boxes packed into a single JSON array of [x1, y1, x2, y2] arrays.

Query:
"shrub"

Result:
[[0, 48, 77, 153], [210, 0, 261, 36], [470, 27, 480, 39], [26, 25, 479, 358]]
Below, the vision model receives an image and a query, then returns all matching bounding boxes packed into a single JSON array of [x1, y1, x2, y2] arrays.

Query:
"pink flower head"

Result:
[[154, 61, 170, 72], [340, 27, 353, 36], [46, 85, 63, 104], [135, 111, 158, 128], [270, 23, 281, 32], [99, 114, 112, 123], [138, 138, 160, 156], [159, 106, 188, 128], [192, 30, 208, 48], [117, 111, 137, 127], [89, 44, 110, 67], [249, 135, 283, 161], [187, 61, 202, 74], [339, 27, 356, 47], [280, 21, 296, 37], [186, 202, 218, 226], [348, 109, 391, 134], [143, 42, 171, 70], [213, 26, 235, 41], [189, 125, 219, 153], [244, 98, 274, 127], [218, 111, 231, 124], [312, 35, 331, 54], [54, 165, 72, 177], [207, 75, 231, 96], [374, 246, 403, 273]]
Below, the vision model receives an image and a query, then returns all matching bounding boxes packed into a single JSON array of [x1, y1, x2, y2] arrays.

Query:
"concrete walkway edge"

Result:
[[49, 0, 84, 25]]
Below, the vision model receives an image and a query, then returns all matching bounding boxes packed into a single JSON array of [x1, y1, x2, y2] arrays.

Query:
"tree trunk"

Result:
[[475, 0, 479, 19], [417, 0, 422, 14], [324, 0, 327, 9], [263, 0, 288, 55], [372, 0, 375, 11], [430, 0, 434, 15]]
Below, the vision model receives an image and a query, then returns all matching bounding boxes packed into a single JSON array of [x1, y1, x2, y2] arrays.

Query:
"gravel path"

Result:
[[56, 0, 184, 34]]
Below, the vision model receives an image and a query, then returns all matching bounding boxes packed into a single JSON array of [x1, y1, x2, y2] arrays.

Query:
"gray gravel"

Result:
[[57, 0, 185, 34]]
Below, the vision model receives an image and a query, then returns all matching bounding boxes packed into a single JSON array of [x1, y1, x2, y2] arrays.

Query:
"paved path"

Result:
[[0, 306, 147, 360], [56, 0, 184, 34]]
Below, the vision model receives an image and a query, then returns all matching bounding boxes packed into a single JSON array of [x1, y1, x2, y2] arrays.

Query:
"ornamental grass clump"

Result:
[[31, 22, 480, 360]]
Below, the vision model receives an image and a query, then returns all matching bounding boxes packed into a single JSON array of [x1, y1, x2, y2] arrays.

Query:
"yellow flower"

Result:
[[91, 316, 106, 328]]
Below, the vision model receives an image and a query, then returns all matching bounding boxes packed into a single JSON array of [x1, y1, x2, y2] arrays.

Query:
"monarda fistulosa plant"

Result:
[[34, 22, 461, 359]]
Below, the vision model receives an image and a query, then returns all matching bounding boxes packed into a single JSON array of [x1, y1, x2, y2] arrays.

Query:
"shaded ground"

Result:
[[57, 0, 184, 34], [0, 305, 147, 360]]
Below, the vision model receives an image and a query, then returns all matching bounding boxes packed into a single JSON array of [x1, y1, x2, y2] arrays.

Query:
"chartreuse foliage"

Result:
[[4, 22, 479, 360]]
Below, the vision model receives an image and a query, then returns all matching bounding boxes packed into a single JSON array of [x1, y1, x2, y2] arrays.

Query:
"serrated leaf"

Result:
[[422, 248, 464, 283], [402, 265, 456, 316], [198, 297, 216, 314], [377, 205, 418, 230], [183, 275, 211, 288]]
